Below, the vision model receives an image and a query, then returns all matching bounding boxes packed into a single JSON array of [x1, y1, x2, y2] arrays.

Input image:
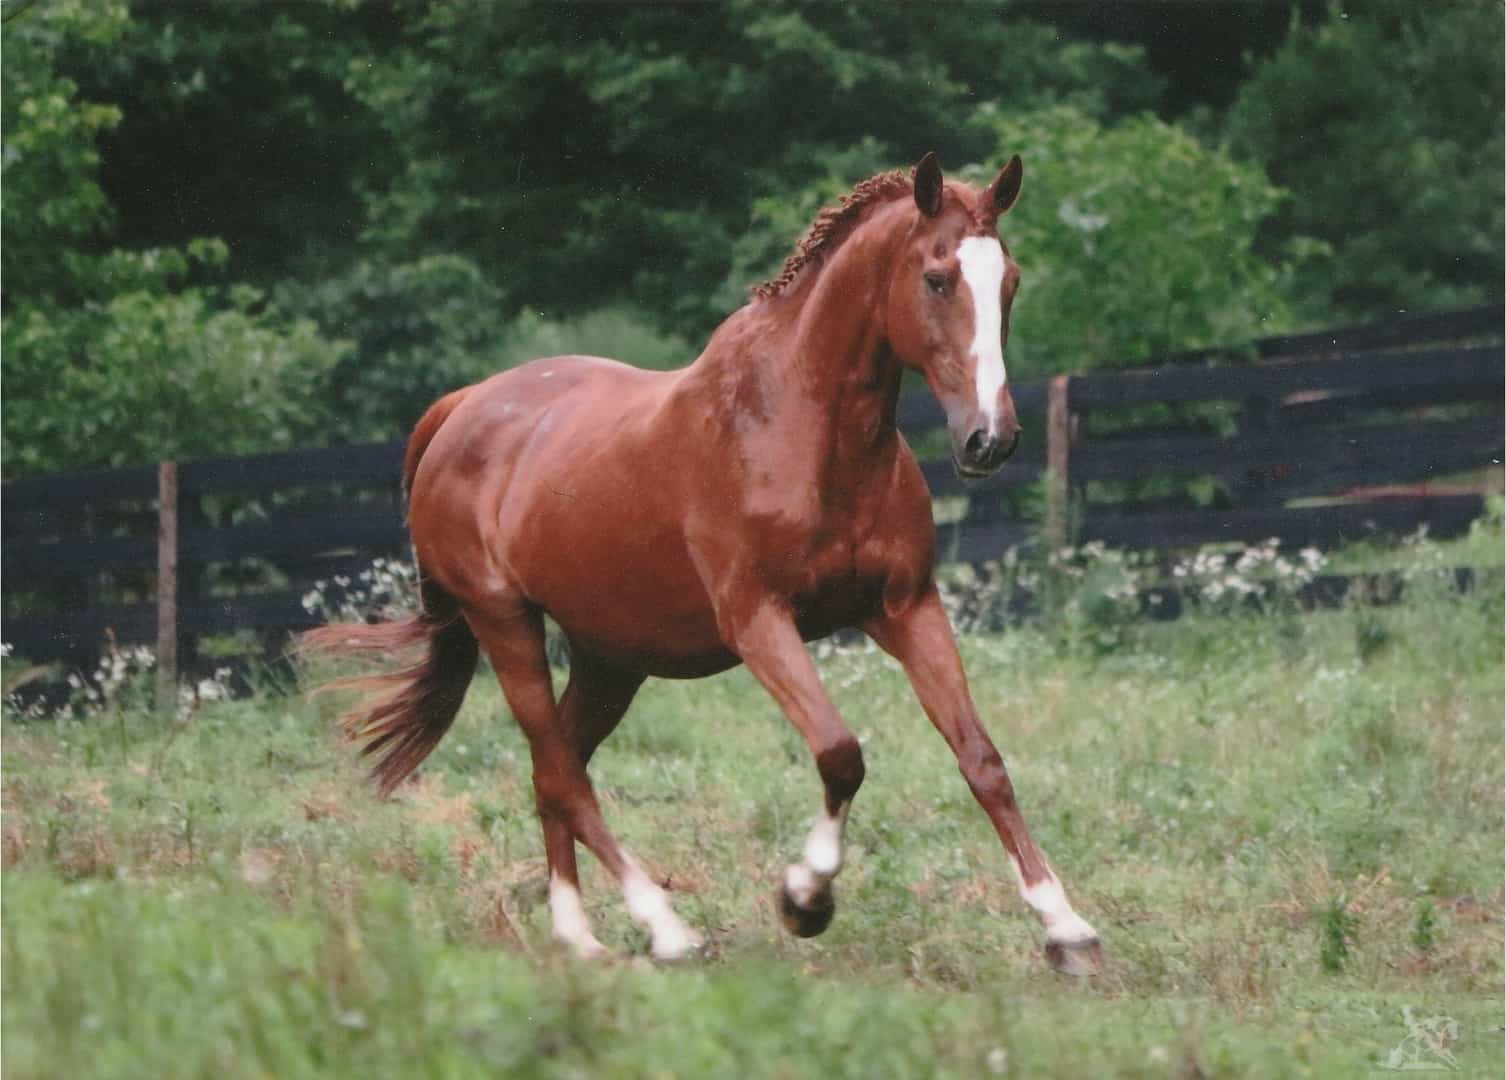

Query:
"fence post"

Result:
[[1045, 374, 1072, 551], [156, 461, 178, 716]]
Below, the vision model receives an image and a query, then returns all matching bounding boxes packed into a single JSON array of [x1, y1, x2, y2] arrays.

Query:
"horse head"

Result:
[[885, 152, 1024, 478]]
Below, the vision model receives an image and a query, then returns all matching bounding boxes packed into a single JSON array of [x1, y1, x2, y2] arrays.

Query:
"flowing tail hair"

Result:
[[300, 386, 479, 797]]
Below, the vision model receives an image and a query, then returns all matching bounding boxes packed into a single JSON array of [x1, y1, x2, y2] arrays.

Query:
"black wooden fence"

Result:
[[3, 304, 1501, 674]]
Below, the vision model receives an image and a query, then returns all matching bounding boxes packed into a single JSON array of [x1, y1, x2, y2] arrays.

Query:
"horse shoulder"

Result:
[[862, 438, 939, 617]]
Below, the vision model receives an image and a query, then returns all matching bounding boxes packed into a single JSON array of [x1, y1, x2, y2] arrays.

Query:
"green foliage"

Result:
[[62, 0, 395, 285], [495, 306, 694, 373], [1319, 896, 1359, 973], [3, 1, 1501, 471], [724, 107, 1298, 376], [1226, 0, 1505, 320], [349, 1, 1164, 336], [3, 283, 345, 473], [276, 256, 695, 440], [0, 0, 128, 303], [274, 255, 512, 441], [971, 107, 1296, 374], [1413, 899, 1438, 955], [1, 1, 349, 477]]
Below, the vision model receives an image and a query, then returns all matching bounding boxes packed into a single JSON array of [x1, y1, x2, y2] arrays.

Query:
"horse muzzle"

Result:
[[952, 426, 1020, 478]]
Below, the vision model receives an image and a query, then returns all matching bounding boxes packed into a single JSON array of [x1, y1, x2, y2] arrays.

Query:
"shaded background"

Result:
[[4, 0, 1502, 475]]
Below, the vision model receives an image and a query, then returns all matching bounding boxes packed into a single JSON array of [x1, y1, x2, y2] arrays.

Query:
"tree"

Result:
[[61, 0, 398, 289], [726, 107, 1295, 377], [1225, 0, 1504, 321], [1, 1, 346, 477], [976, 107, 1295, 373], [347, 1, 1165, 336]]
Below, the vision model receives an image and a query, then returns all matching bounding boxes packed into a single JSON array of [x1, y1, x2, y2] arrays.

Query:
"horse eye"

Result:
[[924, 272, 948, 296]]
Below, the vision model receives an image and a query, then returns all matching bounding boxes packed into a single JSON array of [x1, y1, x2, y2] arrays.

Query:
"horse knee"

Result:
[[960, 748, 1015, 807], [815, 734, 865, 806], [533, 772, 578, 826]]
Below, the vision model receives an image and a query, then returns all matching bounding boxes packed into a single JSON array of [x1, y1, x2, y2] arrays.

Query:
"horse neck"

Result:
[[762, 201, 912, 455]]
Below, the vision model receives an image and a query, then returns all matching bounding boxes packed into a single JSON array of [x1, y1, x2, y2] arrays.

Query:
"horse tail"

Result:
[[302, 389, 480, 796], [302, 581, 478, 797]]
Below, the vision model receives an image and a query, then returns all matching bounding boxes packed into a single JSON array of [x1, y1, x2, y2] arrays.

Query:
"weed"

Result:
[[1319, 896, 1359, 973], [1413, 899, 1439, 955], [1353, 611, 1393, 662]]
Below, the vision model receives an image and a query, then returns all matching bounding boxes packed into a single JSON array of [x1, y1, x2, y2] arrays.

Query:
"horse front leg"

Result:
[[866, 585, 1104, 976], [723, 600, 864, 938]]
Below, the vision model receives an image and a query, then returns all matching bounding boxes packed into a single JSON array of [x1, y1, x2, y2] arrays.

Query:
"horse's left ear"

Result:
[[986, 155, 1023, 221], [914, 152, 944, 218]]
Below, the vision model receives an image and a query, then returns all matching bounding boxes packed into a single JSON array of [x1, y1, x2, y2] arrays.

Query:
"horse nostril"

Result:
[[964, 430, 996, 462], [997, 428, 1021, 462]]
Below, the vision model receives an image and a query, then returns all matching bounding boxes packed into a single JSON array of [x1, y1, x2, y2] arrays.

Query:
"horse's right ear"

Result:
[[913, 152, 944, 217]]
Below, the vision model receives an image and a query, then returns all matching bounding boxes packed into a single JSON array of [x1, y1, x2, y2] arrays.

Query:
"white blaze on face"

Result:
[[957, 236, 1009, 435]]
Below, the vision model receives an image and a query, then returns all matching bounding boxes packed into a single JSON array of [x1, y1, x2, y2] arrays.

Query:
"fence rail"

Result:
[[4, 304, 1501, 675]]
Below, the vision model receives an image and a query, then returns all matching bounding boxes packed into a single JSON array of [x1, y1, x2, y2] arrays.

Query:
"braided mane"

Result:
[[751, 170, 914, 301]]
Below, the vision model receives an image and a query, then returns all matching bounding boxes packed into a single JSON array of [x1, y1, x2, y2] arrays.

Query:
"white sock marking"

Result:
[[803, 803, 848, 876], [786, 802, 849, 907], [1008, 855, 1098, 945], [958, 236, 1008, 435], [548, 872, 606, 958], [621, 857, 701, 960]]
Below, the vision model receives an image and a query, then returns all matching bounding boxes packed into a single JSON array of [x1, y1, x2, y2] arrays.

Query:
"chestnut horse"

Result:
[[306, 153, 1103, 975]]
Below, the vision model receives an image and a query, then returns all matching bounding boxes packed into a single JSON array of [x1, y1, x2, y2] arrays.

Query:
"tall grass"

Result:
[[3, 528, 1502, 1078]]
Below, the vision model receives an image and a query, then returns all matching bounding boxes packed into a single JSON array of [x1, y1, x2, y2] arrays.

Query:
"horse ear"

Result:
[[913, 152, 944, 218], [987, 155, 1023, 220]]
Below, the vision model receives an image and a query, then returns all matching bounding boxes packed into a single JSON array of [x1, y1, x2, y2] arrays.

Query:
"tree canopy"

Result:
[[3, 0, 1501, 476]]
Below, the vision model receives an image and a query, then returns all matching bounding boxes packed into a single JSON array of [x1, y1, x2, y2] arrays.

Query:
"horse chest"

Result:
[[775, 502, 914, 625]]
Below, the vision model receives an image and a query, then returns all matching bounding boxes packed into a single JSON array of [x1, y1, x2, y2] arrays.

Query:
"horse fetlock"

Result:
[[554, 929, 610, 961], [622, 862, 701, 961], [648, 919, 704, 962], [548, 872, 608, 960]]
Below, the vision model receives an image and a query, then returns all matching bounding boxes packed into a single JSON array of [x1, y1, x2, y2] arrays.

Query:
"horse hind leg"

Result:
[[540, 650, 645, 959], [470, 607, 699, 960]]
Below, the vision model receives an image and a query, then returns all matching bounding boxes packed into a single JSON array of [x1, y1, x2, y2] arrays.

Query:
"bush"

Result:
[[2, 285, 345, 475], [1225, 1, 1504, 321], [968, 106, 1299, 375]]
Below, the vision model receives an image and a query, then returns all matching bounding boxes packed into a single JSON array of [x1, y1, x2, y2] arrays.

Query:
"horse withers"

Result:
[[305, 152, 1103, 975]]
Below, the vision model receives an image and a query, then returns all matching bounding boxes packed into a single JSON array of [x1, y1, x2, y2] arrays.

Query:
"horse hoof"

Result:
[[778, 883, 836, 938], [650, 925, 704, 963], [1045, 936, 1104, 977]]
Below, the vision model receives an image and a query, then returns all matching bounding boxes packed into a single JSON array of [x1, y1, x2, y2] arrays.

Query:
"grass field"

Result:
[[4, 534, 1503, 1078]]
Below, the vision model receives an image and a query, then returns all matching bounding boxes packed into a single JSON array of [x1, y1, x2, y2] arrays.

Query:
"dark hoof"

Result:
[[1045, 936, 1105, 977], [778, 884, 835, 938]]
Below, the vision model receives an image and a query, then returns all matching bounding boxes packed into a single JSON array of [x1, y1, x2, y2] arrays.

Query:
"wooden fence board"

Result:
[[3, 533, 159, 577], [0, 463, 157, 509], [1081, 494, 1485, 550], [1125, 303, 1502, 369], [1069, 345, 1501, 410], [177, 441, 404, 497], [1074, 416, 1504, 483]]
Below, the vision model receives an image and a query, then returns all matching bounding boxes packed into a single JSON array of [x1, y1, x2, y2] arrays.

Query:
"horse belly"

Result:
[[505, 470, 738, 676], [537, 556, 736, 677]]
